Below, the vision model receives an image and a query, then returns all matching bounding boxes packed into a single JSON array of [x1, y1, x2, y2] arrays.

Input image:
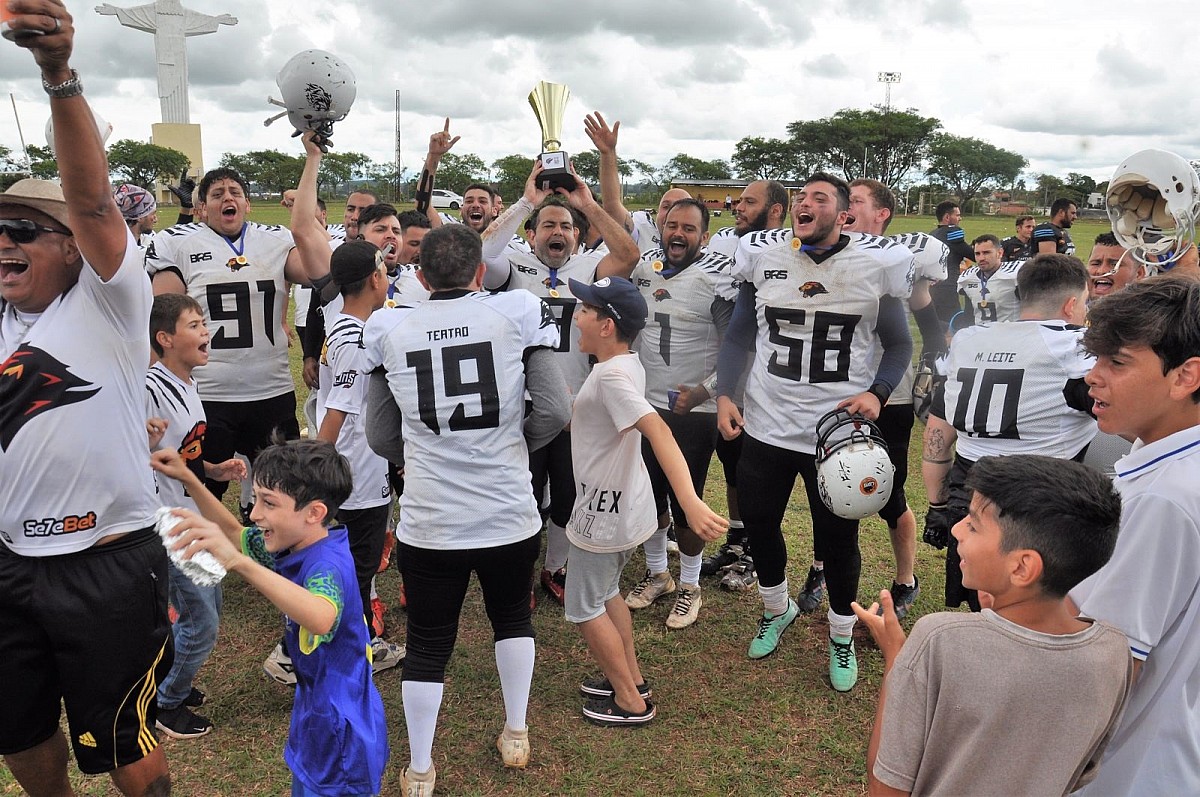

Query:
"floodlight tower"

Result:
[[877, 72, 901, 112]]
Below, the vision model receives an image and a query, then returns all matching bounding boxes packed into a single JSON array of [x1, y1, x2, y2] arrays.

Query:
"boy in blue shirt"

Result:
[[152, 440, 387, 797]]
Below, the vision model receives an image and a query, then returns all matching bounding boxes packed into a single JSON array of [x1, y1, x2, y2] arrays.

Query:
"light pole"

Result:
[[877, 72, 901, 112]]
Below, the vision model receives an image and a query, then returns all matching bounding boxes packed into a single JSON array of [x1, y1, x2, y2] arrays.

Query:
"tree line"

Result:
[[0, 106, 1110, 210]]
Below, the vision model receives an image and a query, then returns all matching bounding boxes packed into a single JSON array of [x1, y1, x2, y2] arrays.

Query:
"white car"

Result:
[[431, 189, 464, 210]]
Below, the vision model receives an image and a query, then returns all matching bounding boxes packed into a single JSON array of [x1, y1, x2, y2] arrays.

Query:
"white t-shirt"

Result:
[[938, 320, 1095, 461], [0, 227, 159, 555], [145, 361, 207, 512], [319, 313, 391, 511], [567, 354, 656, 553], [1071, 425, 1200, 796], [734, 230, 913, 453], [144, 222, 296, 401], [364, 289, 559, 549], [630, 249, 730, 412]]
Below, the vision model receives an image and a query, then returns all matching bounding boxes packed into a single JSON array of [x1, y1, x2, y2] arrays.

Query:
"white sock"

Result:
[[544, 521, 569, 572], [642, 526, 670, 574], [759, 579, 790, 616], [402, 680, 444, 773], [679, 552, 702, 588], [494, 637, 535, 732], [828, 609, 856, 640]]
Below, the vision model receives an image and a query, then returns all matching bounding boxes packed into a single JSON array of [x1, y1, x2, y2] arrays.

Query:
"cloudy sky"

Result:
[[3, 0, 1197, 186]]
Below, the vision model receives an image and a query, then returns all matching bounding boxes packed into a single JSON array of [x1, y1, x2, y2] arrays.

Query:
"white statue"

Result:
[[96, 0, 237, 125]]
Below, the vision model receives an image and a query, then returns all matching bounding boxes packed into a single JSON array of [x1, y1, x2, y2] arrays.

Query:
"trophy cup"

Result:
[[528, 81, 577, 192]]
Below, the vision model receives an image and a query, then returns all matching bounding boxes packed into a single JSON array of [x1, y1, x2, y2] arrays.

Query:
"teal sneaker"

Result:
[[748, 599, 799, 659], [829, 635, 858, 692]]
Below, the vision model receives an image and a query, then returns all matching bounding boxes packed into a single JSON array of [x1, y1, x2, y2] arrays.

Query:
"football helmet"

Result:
[[1106, 149, 1200, 269], [45, 106, 112, 155], [264, 50, 356, 150], [815, 408, 895, 520]]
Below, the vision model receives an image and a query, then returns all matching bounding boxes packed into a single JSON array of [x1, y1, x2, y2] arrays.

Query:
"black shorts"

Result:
[[528, 428, 576, 528], [643, 408, 717, 521], [0, 529, 172, 773], [714, 428, 743, 489], [876, 402, 915, 525], [202, 392, 300, 497]]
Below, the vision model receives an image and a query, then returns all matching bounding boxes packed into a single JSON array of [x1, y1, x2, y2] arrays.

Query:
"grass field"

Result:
[[1, 204, 1113, 796]]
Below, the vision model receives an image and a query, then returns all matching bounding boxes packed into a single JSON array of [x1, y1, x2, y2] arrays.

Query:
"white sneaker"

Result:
[[665, 584, 702, 630], [624, 570, 676, 610], [401, 764, 436, 796], [370, 636, 405, 674], [263, 642, 297, 686], [496, 725, 530, 768]]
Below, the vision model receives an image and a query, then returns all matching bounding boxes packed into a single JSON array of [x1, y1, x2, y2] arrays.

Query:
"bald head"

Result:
[[656, 188, 692, 233]]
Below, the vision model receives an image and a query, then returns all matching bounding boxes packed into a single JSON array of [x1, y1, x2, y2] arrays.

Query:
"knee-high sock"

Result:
[[679, 552, 703, 587], [544, 521, 570, 572], [402, 680, 444, 773], [494, 637, 535, 731]]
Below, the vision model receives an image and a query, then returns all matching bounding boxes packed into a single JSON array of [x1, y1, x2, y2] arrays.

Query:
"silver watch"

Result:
[[42, 69, 83, 99]]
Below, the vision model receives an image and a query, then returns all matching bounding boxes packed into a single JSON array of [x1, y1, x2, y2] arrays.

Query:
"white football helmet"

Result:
[[45, 106, 112, 155], [1106, 149, 1200, 269], [264, 50, 356, 147], [815, 409, 895, 520]]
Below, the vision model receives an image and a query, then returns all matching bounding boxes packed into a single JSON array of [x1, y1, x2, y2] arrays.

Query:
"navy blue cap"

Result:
[[568, 276, 647, 338]]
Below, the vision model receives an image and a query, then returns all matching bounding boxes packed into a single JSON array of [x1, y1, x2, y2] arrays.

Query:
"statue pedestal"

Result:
[[151, 122, 203, 204]]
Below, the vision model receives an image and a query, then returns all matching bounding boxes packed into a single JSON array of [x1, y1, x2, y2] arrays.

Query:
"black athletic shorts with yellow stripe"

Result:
[[0, 528, 172, 774]]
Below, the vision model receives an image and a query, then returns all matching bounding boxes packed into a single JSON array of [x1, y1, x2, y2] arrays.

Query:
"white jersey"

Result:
[[958, 260, 1024, 324], [938, 320, 1095, 461], [145, 362, 206, 512], [145, 222, 296, 402], [386, 266, 429, 308], [568, 354, 657, 553], [1071, 425, 1200, 796], [365, 289, 559, 549], [630, 209, 661, 255], [631, 249, 730, 412], [734, 230, 913, 452], [860, 231, 947, 405], [319, 313, 390, 510], [707, 225, 739, 259], [1, 227, 158, 555], [497, 249, 602, 395]]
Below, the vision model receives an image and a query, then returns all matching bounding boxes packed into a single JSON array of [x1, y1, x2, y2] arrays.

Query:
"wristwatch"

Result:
[[42, 69, 83, 99]]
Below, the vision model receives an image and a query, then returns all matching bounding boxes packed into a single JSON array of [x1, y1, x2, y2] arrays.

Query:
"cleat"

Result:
[[795, 566, 826, 613], [582, 694, 656, 727], [378, 532, 396, 573], [748, 599, 799, 659], [719, 555, 758, 592], [665, 584, 702, 630], [829, 635, 858, 692], [624, 570, 676, 610], [263, 642, 296, 686], [700, 543, 743, 576], [885, 577, 920, 621], [155, 704, 213, 740], [400, 765, 436, 797], [496, 725, 530, 768], [370, 636, 405, 675], [579, 674, 652, 699], [540, 567, 566, 606]]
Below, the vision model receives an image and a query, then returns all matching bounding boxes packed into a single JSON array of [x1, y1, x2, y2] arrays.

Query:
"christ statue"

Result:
[[96, 0, 237, 124]]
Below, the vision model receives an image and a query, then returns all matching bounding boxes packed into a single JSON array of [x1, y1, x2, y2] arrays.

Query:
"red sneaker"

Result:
[[378, 533, 396, 574], [370, 596, 386, 638], [540, 568, 566, 606]]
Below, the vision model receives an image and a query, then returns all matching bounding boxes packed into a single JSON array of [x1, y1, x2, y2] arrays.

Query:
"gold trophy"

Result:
[[528, 81, 576, 192]]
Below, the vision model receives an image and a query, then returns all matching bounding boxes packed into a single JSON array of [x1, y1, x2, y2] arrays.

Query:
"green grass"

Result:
[[0, 202, 1108, 795]]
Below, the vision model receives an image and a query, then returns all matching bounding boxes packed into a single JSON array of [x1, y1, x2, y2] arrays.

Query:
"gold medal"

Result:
[[979, 300, 989, 308], [548, 288, 560, 299], [791, 237, 802, 251], [652, 260, 664, 272]]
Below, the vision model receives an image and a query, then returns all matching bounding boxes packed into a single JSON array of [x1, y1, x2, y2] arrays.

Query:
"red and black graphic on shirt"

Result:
[[0, 346, 100, 451]]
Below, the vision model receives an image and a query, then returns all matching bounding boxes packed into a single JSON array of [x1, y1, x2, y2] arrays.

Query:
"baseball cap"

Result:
[[114, 184, 157, 222], [330, 239, 384, 288], [568, 276, 647, 338], [0, 179, 71, 232]]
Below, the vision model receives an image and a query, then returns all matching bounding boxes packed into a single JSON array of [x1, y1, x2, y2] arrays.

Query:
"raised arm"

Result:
[[286, 131, 332, 285], [18, 3, 127, 279], [558, 165, 639, 279], [417, 118, 460, 226], [584, 111, 633, 233]]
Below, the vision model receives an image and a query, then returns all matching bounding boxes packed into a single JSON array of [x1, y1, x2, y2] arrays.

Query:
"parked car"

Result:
[[431, 189, 464, 210]]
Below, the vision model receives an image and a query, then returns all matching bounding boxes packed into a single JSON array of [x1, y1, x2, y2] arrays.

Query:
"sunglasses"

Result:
[[0, 219, 70, 244]]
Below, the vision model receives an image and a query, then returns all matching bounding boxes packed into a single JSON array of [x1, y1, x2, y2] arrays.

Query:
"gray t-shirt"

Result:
[[875, 610, 1132, 796]]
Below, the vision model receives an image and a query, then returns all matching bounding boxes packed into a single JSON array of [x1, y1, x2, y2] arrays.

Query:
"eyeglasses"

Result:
[[0, 219, 71, 244]]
